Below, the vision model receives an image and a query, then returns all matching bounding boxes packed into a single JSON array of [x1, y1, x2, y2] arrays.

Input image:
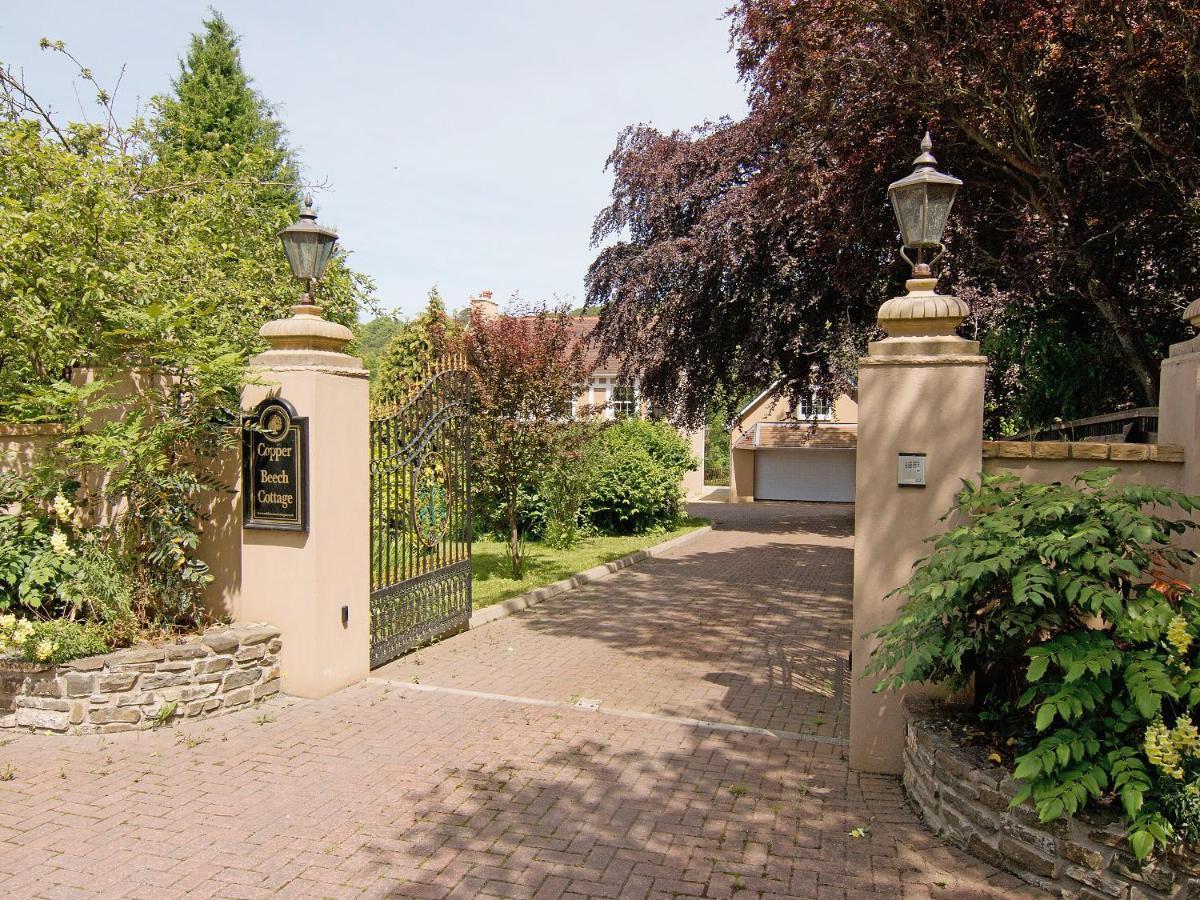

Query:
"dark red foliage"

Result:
[[587, 0, 1200, 428], [464, 304, 590, 577]]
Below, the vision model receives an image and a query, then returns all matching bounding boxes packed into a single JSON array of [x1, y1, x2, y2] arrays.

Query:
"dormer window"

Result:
[[796, 395, 832, 421]]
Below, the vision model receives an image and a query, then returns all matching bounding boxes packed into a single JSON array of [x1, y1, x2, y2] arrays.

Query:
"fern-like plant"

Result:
[[866, 468, 1200, 860]]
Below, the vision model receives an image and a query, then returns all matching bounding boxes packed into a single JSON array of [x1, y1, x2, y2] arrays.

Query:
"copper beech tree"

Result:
[[586, 0, 1200, 432], [463, 304, 589, 578]]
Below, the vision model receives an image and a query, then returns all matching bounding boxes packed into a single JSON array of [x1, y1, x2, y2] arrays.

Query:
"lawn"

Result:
[[471, 517, 709, 610]]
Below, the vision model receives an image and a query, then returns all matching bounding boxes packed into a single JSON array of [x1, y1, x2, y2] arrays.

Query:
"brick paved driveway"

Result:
[[0, 502, 1040, 898]]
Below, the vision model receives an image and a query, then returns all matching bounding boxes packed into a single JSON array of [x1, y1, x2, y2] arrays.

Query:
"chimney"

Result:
[[469, 289, 499, 321]]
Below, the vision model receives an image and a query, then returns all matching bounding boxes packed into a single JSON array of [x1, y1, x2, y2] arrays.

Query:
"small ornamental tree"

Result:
[[866, 470, 1200, 860], [465, 304, 589, 578]]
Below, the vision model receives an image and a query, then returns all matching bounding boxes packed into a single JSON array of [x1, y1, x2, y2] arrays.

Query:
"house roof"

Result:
[[567, 315, 621, 374], [734, 423, 858, 451], [736, 379, 784, 421]]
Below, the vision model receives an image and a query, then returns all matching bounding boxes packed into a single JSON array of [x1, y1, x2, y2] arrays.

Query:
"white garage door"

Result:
[[755, 449, 856, 502]]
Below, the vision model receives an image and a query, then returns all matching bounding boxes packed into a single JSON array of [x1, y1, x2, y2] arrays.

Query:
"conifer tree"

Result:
[[375, 288, 463, 404], [151, 10, 297, 200], [148, 11, 373, 328]]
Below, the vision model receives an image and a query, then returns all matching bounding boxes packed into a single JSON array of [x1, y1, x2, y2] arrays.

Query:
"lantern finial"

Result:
[[913, 132, 936, 167]]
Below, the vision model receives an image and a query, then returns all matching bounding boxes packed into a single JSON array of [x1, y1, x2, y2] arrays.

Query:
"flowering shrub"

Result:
[[0, 479, 86, 618], [0, 614, 109, 664], [866, 469, 1200, 860], [0, 475, 134, 662]]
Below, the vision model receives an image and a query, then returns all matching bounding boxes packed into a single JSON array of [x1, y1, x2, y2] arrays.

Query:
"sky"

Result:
[[0, 2, 748, 319]]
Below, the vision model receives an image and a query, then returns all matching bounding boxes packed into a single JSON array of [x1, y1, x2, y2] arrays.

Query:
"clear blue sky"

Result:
[[1, 2, 747, 319]]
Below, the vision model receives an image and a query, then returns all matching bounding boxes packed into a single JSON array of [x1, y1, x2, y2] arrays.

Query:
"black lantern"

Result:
[[887, 133, 961, 277], [278, 194, 338, 298]]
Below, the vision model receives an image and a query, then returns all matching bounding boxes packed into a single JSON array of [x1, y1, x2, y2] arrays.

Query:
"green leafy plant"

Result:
[[150, 701, 178, 728], [866, 469, 1200, 860], [540, 422, 600, 550], [0, 615, 111, 664], [584, 419, 695, 535]]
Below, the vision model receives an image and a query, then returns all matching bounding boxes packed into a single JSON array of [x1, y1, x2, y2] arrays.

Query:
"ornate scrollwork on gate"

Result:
[[369, 363, 471, 668]]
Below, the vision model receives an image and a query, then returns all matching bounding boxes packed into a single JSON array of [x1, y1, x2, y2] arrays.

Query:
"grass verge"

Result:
[[472, 517, 709, 610]]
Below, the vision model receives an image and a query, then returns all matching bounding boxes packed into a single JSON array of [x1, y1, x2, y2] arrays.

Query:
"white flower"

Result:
[[52, 492, 73, 522], [49, 529, 75, 558]]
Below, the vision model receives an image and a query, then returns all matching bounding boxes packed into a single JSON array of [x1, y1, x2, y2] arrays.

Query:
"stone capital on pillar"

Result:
[[866, 277, 980, 361], [251, 301, 363, 371], [238, 300, 370, 699], [850, 275, 986, 774]]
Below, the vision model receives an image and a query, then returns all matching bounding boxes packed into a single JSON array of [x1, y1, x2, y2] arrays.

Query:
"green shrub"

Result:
[[0, 476, 85, 618], [540, 424, 601, 550], [611, 418, 696, 477], [866, 469, 1200, 860], [0, 614, 112, 664], [585, 419, 694, 534]]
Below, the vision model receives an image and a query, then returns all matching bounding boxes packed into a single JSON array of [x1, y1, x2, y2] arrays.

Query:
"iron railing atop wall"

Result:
[[1006, 407, 1159, 444]]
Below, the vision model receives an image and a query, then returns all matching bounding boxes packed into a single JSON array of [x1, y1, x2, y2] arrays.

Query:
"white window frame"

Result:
[[796, 394, 832, 421], [610, 379, 638, 419]]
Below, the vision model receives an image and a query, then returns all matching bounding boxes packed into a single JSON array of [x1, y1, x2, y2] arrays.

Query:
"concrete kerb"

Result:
[[468, 525, 713, 629]]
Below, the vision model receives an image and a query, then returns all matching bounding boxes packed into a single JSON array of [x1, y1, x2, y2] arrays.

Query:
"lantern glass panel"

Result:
[[891, 185, 929, 248], [921, 183, 957, 247], [311, 236, 337, 281], [282, 231, 319, 280]]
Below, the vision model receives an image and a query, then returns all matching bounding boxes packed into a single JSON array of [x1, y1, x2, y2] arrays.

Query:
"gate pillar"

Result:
[[239, 302, 371, 698], [849, 277, 987, 773]]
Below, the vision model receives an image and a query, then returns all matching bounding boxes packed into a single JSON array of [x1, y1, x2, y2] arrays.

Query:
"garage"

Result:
[[754, 447, 856, 502], [727, 383, 860, 504]]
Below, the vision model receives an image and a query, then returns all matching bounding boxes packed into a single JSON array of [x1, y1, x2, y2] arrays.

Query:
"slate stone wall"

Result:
[[905, 698, 1200, 898], [0, 624, 280, 734]]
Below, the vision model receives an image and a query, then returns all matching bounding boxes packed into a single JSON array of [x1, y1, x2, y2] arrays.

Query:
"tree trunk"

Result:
[[507, 489, 522, 579], [1078, 249, 1160, 406]]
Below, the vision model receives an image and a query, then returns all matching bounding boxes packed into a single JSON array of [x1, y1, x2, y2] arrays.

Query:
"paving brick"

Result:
[[0, 503, 1036, 898]]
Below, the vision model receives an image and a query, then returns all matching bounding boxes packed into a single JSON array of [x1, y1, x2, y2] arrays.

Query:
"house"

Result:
[[729, 383, 858, 503], [469, 292, 707, 498]]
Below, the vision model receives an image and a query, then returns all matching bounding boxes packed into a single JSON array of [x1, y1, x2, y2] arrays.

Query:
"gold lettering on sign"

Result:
[[256, 490, 294, 509], [259, 470, 290, 485], [257, 444, 293, 461]]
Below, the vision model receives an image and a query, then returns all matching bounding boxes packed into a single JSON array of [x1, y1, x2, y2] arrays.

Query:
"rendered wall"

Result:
[[682, 427, 707, 499], [0, 425, 63, 479]]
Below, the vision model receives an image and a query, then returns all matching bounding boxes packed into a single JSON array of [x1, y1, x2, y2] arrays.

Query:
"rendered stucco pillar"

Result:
[[729, 446, 756, 502], [1158, 301, 1200, 565], [239, 303, 371, 698], [849, 277, 986, 774]]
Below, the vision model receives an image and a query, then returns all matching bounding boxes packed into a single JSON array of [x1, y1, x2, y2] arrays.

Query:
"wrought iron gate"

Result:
[[369, 361, 471, 668]]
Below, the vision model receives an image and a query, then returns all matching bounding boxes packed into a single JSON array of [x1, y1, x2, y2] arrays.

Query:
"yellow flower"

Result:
[[49, 528, 75, 558], [1168, 614, 1193, 657], [1173, 717, 1200, 756], [33, 639, 56, 662], [1146, 720, 1184, 779], [52, 492, 73, 522]]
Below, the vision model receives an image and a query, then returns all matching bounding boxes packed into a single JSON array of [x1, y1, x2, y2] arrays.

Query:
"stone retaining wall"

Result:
[[904, 698, 1200, 898], [0, 624, 280, 734]]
